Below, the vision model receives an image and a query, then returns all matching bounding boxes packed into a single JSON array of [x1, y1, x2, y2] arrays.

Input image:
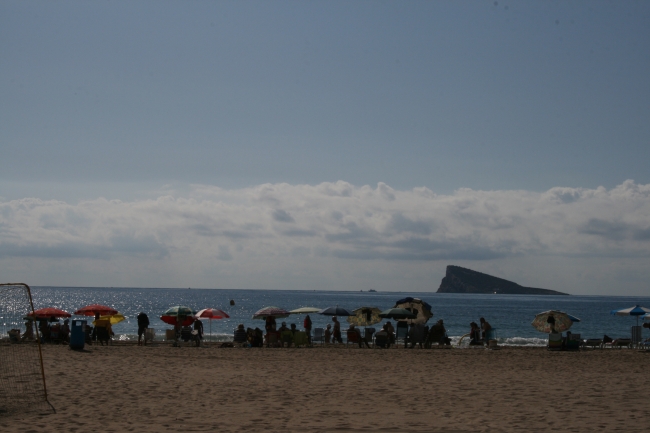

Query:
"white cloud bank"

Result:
[[1, 180, 650, 295]]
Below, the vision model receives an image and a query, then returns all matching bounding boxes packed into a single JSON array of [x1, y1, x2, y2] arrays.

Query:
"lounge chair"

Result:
[[293, 331, 308, 347], [144, 328, 155, 345], [611, 338, 632, 348], [547, 333, 563, 351], [396, 322, 408, 348], [280, 330, 294, 347], [346, 330, 360, 347], [565, 333, 581, 351], [95, 319, 111, 346], [312, 328, 324, 345], [266, 331, 280, 347], [374, 332, 389, 348], [363, 328, 375, 347], [583, 338, 602, 349]]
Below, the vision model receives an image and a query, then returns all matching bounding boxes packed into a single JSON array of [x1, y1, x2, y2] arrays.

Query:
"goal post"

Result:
[[0, 283, 52, 416]]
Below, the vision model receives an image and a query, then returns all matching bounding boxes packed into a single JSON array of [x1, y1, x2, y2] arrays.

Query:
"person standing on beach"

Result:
[[332, 317, 343, 344], [480, 317, 491, 345], [303, 315, 312, 345], [137, 312, 149, 346]]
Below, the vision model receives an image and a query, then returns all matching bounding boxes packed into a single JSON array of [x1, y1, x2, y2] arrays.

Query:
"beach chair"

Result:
[[547, 333, 563, 351], [312, 328, 324, 345], [144, 328, 155, 345], [364, 328, 375, 347], [280, 330, 294, 347], [374, 332, 389, 348], [293, 331, 308, 347], [266, 332, 280, 348], [631, 326, 642, 348], [8, 329, 20, 343], [611, 338, 632, 349], [565, 333, 581, 351], [396, 322, 408, 348], [95, 319, 111, 346], [346, 330, 360, 347], [583, 338, 602, 349], [180, 327, 199, 346]]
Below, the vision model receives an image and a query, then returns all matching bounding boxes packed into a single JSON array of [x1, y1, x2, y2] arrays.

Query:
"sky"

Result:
[[1, 1, 649, 295]]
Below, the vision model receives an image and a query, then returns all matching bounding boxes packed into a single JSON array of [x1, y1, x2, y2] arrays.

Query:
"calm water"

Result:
[[4, 287, 650, 346]]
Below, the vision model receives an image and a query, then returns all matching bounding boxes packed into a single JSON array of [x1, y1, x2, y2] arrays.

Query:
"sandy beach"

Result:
[[4, 343, 649, 432]]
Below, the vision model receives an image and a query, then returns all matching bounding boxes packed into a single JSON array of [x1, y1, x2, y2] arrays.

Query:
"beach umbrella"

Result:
[[318, 306, 353, 316], [252, 306, 290, 320], [74, 304, 118, 316], [161, 306, 196, 326], [289, 307, 321, 314], [92, 314, 126, 326], [28, 307, 71, 319], [567, 314, 581, 323], [610, 305, 650, 326], [378, 308, 416, 320], [394, 297, 433, 325], [195, 308, 230, 342], [347, 307, 382, 327], [531, 310, 574, 333]]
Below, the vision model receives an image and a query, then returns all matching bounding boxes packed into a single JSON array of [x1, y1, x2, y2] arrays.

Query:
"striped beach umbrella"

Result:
[[161, 305, 196, 326], [610, 305, 650, 326], [252, 306, 290, 320]]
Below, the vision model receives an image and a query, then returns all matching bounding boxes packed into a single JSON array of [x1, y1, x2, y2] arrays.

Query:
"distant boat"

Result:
[[368, 289, 377, 292]]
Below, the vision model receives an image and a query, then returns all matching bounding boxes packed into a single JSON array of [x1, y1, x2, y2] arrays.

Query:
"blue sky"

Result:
[[1, 1, 649, 295]]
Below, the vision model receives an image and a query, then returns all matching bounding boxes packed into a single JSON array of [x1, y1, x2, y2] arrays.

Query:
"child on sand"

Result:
[[324, 324, 332, 344]]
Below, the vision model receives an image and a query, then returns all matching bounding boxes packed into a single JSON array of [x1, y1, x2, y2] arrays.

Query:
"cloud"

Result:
[[1, 180, 650, 293]]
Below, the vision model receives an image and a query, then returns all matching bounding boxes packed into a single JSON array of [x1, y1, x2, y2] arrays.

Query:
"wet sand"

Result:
[[5, 343, 649, 432]]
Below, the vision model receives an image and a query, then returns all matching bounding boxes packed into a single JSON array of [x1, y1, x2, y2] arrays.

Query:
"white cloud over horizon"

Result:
[[1, 180, 649, 296]]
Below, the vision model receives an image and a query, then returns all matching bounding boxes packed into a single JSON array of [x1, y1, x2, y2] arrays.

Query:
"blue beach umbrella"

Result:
[[610, 305, 650, 326]]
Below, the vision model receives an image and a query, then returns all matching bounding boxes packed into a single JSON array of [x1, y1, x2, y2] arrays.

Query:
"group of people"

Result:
[[469, 317, 492, 346]]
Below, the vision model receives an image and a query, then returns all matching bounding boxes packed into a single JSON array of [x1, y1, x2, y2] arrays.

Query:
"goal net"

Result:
[[0, 283, 51, 416]]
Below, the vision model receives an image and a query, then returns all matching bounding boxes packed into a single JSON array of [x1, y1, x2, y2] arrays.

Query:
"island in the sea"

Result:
[[436, 265, 569, 295]]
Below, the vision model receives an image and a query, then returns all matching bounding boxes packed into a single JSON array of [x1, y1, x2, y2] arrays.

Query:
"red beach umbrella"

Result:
[[195, 308, 230, 320], [28, 307, 72, 319], [74, 304, 118, 316], [195, 308, 230, 343]]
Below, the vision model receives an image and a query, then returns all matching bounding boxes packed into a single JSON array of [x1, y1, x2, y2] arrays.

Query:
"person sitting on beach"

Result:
[[374, 325, 390, 348], [21, 320, 34, 341], [428, 319, 450, 346], [233, 323, 248, 343], [60, 319, 71, 343], [324, 324, 332, 344], [331, 317, 343, 344], [278, 322, 289, 333], [480, 317, 491, 345], [39, 319, 50, 343], [346, 324, 369, 348], [469, 322, 481, 345], [290, 323, 297, 335], [234, 324, 248, 344], [384, 321, 395, 345]]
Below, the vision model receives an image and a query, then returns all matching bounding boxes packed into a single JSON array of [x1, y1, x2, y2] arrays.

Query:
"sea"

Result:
[[6, 286, 650, 346]]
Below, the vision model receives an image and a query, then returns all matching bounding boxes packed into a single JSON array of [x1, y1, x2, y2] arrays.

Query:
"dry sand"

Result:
[[4, 343, 649, 432]]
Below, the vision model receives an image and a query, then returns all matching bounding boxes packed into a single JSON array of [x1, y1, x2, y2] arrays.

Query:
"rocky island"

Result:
[[437, 265, 569, 295]]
